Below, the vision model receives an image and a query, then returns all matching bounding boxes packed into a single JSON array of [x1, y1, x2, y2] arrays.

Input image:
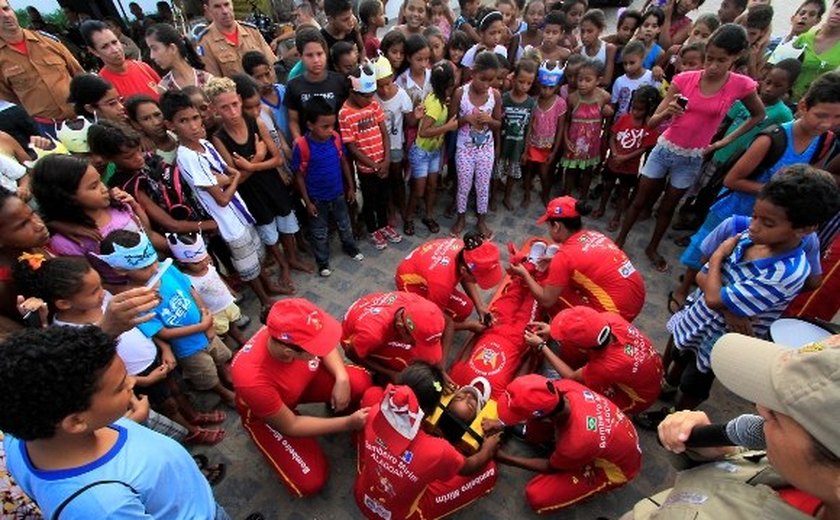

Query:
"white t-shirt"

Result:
[[185, 264, 235, 314], [176, 141, 254, 242], [375, 87, 413, 151], [462, 44, 508, 68], [53, 294, 157, 375], [610, 70, 660, 119], [0, 153, 26, 192]]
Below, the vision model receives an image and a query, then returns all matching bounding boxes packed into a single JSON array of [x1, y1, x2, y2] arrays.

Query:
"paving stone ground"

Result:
[[201, 178, 754, 519]]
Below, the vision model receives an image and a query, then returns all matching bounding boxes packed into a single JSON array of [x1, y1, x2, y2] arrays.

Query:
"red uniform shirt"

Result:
[[607, 114, 659, 174], [99, 60, 161, 101], [395, 238, 463, 311], [580, 315, 663, 414], [342, 292, 442, 371], [338, 100, 386, 174], [548, 380, 641, 482], [544, 230, 646, 321], [355, 399, 465, 520], [231, 328, 323, 417]]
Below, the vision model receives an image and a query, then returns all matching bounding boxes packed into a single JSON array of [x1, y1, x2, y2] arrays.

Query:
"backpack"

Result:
[[293, 131, 343, 176], [699, 124, 835, 206]]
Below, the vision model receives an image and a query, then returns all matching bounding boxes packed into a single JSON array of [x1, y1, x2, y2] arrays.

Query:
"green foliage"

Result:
[[13, 8, 68, 30]]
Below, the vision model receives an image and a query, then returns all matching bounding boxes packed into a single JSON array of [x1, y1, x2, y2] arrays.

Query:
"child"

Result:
[[359, 0, 386, 58], [397, 0, 427, 36], [717, 0, 747, 23], [561, 59, 613, 200], [642, 169, 840, 424], [183, 85, 218, 137], [145, 22, 213, 91], [30, 155, 160, 288], [450, 52, 502, 239], [497, 0, 522, 47], [97, 229, 237, 407], [381, 29, 407, 75], [767, 0, 824, 55], [578, 9, 617, 86], [242, 50, 293, 150], [508, 0, 545, 63], [524, 62, 566, 207], [462, 10, 508, 69], [406, 62, 458, 236], [14, 254, 227, 445], [292, 97, 364, 277], [162, 90, 279, 307], [559, 0, 586, 49], [429, 0, 453, 39], [207, 77, 299, 294], [617, 24, 764, 273], [453, 0, 481, 42], [424, 26, 448, 65], [496, 59, 537, 210], [374, 55, 417, 226], [638, 7, 666, 69], [125, 95, 179, 165], [332, 41, 360, 77], [596, 85, 661, 231], [321, 0, 365, 70], [674, 67, 831, 309], [611, 40, 661, 118], [285, 28, 349, 139], [446, 30, 473, 86], [540, 11, 572, 64], [675, 40, 706, 72], [657, 13, 719, 79], [397, 35, 433, 107], [0, 326, 224, 518], [168, 232, 249, 348], [340, 64, 403, 250], [560, 53, 586, 100]]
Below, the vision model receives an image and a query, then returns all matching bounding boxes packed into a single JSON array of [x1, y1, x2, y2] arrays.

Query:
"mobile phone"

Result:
[[145, 258, 173, 288], [676, 95, 689, 109]]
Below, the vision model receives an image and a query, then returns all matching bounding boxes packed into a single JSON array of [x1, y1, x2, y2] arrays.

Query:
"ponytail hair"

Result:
[[429, 61, 454, 104], [146, 23, 206, 70]]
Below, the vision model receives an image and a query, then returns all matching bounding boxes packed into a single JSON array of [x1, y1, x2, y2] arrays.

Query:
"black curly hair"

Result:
[[13, 256, 93, 312], [759, 165, 840, 229], [87, 120, 143, 159], [397, 361, 445, 415], [0, 326, 118, 440], [31, 155, 99, 228]]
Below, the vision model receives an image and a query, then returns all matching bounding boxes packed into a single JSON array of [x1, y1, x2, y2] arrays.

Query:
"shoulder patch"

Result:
[[195, 27, 211, 41], [36, 30, 61, 42]]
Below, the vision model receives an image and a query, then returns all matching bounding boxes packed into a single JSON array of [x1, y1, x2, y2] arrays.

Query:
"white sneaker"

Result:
[[319, 267, 332, 277], [544, 244, 560, 259], [528, 241, 547, 264], [352, 252, 364, 262]]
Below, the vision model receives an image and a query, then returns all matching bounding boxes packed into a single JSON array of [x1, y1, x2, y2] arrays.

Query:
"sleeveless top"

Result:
[[456, 83, 496, 148], [562, 94, 603, 167], [214, 116, 292, 225], [583, 41, 607, 67], [529, 96, 567, 149]]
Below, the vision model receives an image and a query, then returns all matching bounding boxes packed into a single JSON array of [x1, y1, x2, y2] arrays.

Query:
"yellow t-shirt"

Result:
[[415, 94, 448, 152]]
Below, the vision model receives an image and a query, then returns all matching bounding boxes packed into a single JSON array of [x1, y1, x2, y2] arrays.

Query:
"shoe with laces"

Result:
[[528, 241, 547, 264], [351, 252, 364, 262], [370, 230, 388, 250], [382, 225, 403, 243], [319, 266, 332, 277]]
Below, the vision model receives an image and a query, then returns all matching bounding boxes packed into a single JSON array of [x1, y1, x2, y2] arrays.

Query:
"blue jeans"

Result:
[[309, 195, 359, 268]]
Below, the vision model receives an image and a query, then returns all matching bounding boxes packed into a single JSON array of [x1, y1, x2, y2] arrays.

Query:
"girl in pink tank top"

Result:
[[524, 61, 567, 207]]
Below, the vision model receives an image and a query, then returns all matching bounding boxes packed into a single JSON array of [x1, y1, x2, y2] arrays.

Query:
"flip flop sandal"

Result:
[[184, 427, 226, 446], [422, 218, 440, 233], [667, 291, 683, 315], [403, 220, 415, 236], [192, 454, 209, 470], [203, 463, 227, 486], [192, 410, 227, 426]]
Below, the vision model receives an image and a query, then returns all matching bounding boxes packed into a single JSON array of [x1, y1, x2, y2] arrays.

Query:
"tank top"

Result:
[[529, 96, 567, 149], [562, 94, 604, 165], [583, 40, 607, 67], [456, 83, 496, 148]]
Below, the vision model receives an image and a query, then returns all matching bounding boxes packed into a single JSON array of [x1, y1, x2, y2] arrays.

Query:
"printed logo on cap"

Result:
[[586, 416, 597, 431]]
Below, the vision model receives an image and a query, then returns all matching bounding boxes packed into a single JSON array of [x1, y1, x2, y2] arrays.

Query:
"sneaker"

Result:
[[370, 230, 388, 250], [544, 244, 560, 259], [633, 406, 674, 431], [382, 225, 403, 243], [319, 267, 332, 277], [233, 315, 251, 329], [528, 241, 547, 264], [351, 252, 364, 262]]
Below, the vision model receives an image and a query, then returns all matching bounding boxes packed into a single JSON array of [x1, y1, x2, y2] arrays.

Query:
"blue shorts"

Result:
[[680, 210, 727, 270], [409, 145, 442, 179], [256, 213, 300, 245], [641, 144, 703, 190]]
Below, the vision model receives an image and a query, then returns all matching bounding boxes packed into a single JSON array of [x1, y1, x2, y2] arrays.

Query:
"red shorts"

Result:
[[525, 463, 629, 514], [526, 146, 551, 164], [237, 365, 372, 497]]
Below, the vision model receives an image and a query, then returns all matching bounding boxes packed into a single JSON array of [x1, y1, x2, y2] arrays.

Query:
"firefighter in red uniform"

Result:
[[231, 299, 373, 497], [525, 306, 664, 414], [489, 374, 642, 514], [342, 291, 446, 381]]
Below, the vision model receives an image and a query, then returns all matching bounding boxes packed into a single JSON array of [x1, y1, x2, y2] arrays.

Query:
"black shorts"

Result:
[[134, 356, 171, 406], [603, 166, 639, 188]]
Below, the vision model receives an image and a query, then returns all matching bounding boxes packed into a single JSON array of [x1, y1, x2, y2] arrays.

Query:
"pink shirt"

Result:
[[529, 95, 567, 149], [664, 70, 756, 151]]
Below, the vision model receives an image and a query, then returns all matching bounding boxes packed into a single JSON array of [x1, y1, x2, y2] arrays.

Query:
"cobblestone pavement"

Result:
[[203, 178, 754, 519]]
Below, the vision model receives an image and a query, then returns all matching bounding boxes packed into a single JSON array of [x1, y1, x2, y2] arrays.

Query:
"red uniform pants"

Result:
[[525, 462, 627, 515], [238, 365, 372, 497]]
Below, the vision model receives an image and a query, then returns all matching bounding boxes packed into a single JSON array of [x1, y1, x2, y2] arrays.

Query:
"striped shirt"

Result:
[[668, 229, 811, 372], [338, 100, 386, 174]]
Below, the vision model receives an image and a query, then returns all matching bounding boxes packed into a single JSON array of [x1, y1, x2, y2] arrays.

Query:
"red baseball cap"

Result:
[[266, 298, 341, 357], [463, 241, 503, 290], [370, 384, 425, 456], [549, 306, 613, 350], [536, 196, 580, 224], [401, 297, 445, 364], [497, 374, 561, 425]]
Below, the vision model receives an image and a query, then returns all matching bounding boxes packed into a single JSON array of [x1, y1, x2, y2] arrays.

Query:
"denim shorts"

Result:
[[256, 213, 300, 245], [641, 143, 704, 190], [409, 144, 442, 179]]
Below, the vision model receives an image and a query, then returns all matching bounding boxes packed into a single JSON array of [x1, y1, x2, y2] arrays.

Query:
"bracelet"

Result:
[[536, 341, 547, 352]]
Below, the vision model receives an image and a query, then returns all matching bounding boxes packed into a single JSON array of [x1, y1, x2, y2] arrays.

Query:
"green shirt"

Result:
[[712, 99, 793, 164], [501, 92, 536, 161], [792, 28, 840, 101], [415, 94, 448, 152]]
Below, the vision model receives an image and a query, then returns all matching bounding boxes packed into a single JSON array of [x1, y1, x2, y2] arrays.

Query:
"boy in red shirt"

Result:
[[339, 63, 402, 250], [80, 20, 161, 100]]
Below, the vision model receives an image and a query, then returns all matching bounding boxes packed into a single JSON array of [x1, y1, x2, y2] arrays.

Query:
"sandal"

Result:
[[403, 220, 415, 236], [646, 250, 670, 273], [673, 235, 691, 248], [421, 218, 440, 233], [192, 454, 209, 469], [202, 462, 227, 486], [667, 291, 684, 315], [192, 410, 227, 426], [184, 427, 226, 445], [606, 217, 620, 232]]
